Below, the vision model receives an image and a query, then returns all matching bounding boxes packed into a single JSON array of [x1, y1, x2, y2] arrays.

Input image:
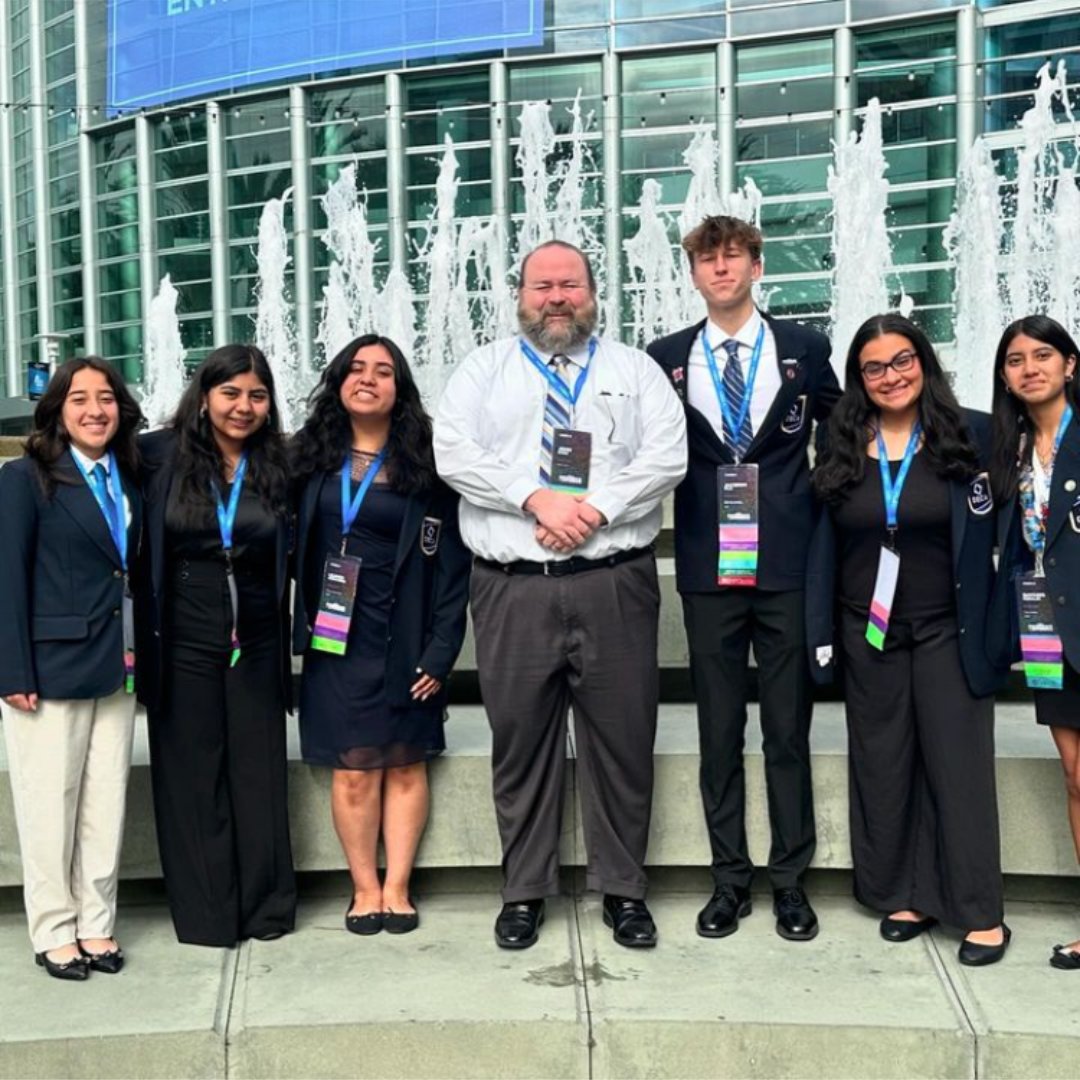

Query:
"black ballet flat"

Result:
[[345, 905, 383, 936], [1050, 943, 1080, 970], [78, 943, 124, 974], [382, 905, 419, 935], [36, 951, 89, 981]]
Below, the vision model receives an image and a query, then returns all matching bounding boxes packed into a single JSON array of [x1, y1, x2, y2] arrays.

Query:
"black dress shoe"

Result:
[[36, 951, 89, 981], [383, 906, 419, 935], [880, 915, 936, 943], [959, 924, 1010, 967], [696, 884, 752, 939], [602, 895, 657, 949], [1050, 943, 1080, 970], [345, 905, 384, 936], [78, 943, 124, 973], [773, 887, 819, 941], [494, 900, 545, 949]]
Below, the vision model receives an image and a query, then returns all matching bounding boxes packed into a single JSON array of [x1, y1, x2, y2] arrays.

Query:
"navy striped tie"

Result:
[[721, 338, 753, 460], [539, 354, 572, 485]]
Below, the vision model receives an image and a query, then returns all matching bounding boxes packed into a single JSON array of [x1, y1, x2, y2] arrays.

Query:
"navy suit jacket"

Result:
[[991, 417, 1080, 673], [647, 312, 841, 592], [135, 428, 294, 713], [805, 409, 1009, 699], [293, 472, 472, 709], [0, 452, 142, 700]]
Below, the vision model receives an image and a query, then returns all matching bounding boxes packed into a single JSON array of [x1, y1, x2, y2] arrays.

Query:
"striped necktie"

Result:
[[539, 353, 572, 485], [721, 338, 753, 460]]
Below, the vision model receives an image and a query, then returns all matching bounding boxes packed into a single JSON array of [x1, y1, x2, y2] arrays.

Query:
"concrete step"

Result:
[[0, 890, 1077, 1079], [1, 703, 1076, 886]]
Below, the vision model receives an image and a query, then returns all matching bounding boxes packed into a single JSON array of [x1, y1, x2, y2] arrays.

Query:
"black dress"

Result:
[[299, 452, 446, 770], [831, 452, 1003, 930], [148, 481, 297, 946]]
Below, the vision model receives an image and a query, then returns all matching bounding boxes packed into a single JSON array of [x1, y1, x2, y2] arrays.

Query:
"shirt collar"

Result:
[[707, 308, 763, 354], [70, 444, 109, 476]]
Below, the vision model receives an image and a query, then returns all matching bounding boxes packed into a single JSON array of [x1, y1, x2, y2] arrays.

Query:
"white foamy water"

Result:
[[141, 274, 187, 429]]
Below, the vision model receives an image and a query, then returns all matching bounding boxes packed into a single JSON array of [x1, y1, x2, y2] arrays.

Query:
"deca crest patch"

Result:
[[1070, 494, 1080, 534], [968, 472, 993, 516], [421, 517, 442, 556], [780, 394, 807, 435]]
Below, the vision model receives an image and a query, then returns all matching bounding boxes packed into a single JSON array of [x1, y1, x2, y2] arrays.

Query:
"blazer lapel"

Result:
[[660, 318, 731, 463], [119, 467, 142, 568], [54, 453, 124, 568], [1046, 424, 1080, 551], [743, 315, 809, 461], [394, 491, 426, 579]]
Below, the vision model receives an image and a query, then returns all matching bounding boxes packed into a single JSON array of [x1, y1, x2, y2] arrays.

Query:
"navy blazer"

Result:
[[991, 417, 1080, 673], [805, 409, 1009, 699], [135, 429, 294, 713], [293, 471, 471, 709], [0, 452, 143, 700], [647, 312, 841, 592]]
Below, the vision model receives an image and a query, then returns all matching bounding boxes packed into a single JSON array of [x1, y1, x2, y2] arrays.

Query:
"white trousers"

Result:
[[2, 688, 136, 952]]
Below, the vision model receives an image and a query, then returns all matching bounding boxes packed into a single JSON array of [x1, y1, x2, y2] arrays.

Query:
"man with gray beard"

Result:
[[434, 240, 687, 950]]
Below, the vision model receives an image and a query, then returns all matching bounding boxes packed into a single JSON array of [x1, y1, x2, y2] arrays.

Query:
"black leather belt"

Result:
[[477, 545, 652, 577]]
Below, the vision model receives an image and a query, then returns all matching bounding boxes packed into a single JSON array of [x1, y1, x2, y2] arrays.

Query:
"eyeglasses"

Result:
[[860, 351, 918, 382]]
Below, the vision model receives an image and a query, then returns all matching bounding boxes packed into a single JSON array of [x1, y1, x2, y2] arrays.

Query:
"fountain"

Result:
[[141, 274, 187, 429]]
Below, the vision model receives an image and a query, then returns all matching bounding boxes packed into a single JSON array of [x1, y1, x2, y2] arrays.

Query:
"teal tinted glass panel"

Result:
[[226, 130, 291, 170], [738, 79, 833, 120], [622, 52, 713, 95], [622, 132, 703, 172], [97, 196, 138, 229], [857, 65, 955, 107], [985, 15, 1080, 61], [157, 182, 209, 217], [508, 60, 602, 101], [98, 225, 140, 260], [856, 23, 955, 67], [157, 216, 210, 248], [100, 260, 141, 294], [312, 159, 388, 196], [884, 140, 956, 184], [406, 108, 490, 148], [227, 168, 292, 208], [737, 38, 832, 83], [736, 156, 830, 197], [615, 18, 725, 47], [156, 144, 209, 182], [737, 119, 832, 161], [621, 170, 690, 207], [406, 70, 489, 112], [406, 146, 491, 188], [311, 120, 386, 158]]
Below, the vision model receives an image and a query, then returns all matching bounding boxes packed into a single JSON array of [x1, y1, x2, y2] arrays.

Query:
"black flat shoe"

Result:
[[773, 887, 819, 941], [696, 884, 752, 939], [250, 930, 288, 942], [383, 906, 419, 935], [602, 895, 657, 948], [36, 951, 89, 981], [495, 900, 545, 949], [959, 924, 1011, 967], [1050, 944, 1080, 970], [880, 915, 936, 943], [78, 943, 124, 974], [345, 905, 384, 936]]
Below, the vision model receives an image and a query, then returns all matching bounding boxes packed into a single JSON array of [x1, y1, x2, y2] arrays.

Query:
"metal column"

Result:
[[385, 72, 407, 274], [207, 101, 229, 345], [718, 41, 736, 195], [74, 0, 99, 355], [489, 60, 510, 282], [135, 113, 157, 372], [833, 26, 855, 148], [289, 84, 313, 376], [956, 4, 979, 166], [29, 0, 54, 370], [601, 51, 622, 336], [0, 6, 21, 393]]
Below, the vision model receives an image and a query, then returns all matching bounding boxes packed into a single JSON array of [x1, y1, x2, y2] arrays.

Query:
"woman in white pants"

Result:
[[0, 357, 143, 980]]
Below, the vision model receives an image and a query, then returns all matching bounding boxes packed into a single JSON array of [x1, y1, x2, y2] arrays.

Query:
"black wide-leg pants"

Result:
[[839, 606, 1003, 930], [682, 588, 816, 890], [148, 562, 296, 946]]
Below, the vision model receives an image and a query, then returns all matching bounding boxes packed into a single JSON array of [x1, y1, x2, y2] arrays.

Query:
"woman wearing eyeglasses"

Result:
[[988, 315, 1080, 971], [807, 313, 1010, 965]]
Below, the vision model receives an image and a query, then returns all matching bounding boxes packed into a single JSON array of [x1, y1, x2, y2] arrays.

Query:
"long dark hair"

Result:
[[813, 313, 980, 506], [24, 356, 143, 496], [290, 334, 436, 493], [989, 315, 1080, 502], [168, 344, 289, 527]]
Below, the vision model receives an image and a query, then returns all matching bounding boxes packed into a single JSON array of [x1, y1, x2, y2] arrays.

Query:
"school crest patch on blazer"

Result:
[[1070, 492, 1080, 534], [968, 472, 993, 516], [421, 517, 442, 555], [780, 394, 807, 435]]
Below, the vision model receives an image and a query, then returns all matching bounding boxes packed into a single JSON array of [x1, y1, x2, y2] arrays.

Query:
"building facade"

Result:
[[0, 0, 1077, 424]]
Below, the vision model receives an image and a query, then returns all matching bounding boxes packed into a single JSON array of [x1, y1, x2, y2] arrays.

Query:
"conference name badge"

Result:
[[311, 555, 362, 656], [1016, 575, 1064, 690], [865, 546, 900, 651], [968, 471, 993, 516], [549, 428, 591, 493], [716, 464, 759, 587]]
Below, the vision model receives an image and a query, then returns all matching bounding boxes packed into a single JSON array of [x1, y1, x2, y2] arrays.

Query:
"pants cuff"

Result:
[[501, 880, 559, 903], [587, 872, 648, 900]]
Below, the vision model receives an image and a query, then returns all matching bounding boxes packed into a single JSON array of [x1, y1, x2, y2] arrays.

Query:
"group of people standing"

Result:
[[1, 217, 1077, 983]]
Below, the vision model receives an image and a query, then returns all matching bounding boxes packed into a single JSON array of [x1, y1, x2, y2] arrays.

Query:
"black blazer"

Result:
[[0, 452, 143, 700], [648, 312, 841, 592], [293, 472, 471, 710], [135, 429, 294, 713], [805, 409, 1009, 699], [991, 418, 1080, 673]]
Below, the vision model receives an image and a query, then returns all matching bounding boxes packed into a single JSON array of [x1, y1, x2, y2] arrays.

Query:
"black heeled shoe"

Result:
[[78, 942, 124, 974], [36, 951, 89, 981]]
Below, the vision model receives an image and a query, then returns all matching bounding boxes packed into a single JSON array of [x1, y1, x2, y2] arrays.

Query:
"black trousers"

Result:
[[148, 562, 296, 946], [470, 555, 660, 902], [682, 589, 815, 890], [840, 607, 1003, 930]]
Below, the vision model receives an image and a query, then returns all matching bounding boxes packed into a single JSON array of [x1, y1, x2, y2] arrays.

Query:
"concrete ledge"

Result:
[[0, 704, 1076, 887]]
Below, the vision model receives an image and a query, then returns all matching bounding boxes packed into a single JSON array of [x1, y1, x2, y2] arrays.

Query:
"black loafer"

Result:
[[495, 900, 545, 949], [36, 951, 89, 981], [773, 887, 819, 941], [602, 895, 657, 949], [383, 906, 419, 935], [696, 884, 752, 939], [880, 915, 936, 943], [1050, 943, 1080, 970], [78, 943, 124, 974], [959, 924, 1010, 967], [345, 905, 384, 936]]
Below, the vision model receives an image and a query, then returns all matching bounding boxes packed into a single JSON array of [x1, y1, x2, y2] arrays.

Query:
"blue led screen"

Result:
[[107, 0, 545, 114]]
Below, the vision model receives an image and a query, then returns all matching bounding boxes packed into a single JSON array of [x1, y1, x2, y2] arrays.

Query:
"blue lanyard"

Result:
[[876, 422, 922, 535], [212, 452, 248, 553], [702, 324, 765, 456], [1020, 403, 1073, 555], [74, 451, 127, 570], [520, 338, 598, 408], [340, 448, 388, 547]]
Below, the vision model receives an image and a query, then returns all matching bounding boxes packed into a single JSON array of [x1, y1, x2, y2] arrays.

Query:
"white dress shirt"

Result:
[[70, 444, 133, 530], [434, 335, 688, 563], [686, 308, 781, 444]]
